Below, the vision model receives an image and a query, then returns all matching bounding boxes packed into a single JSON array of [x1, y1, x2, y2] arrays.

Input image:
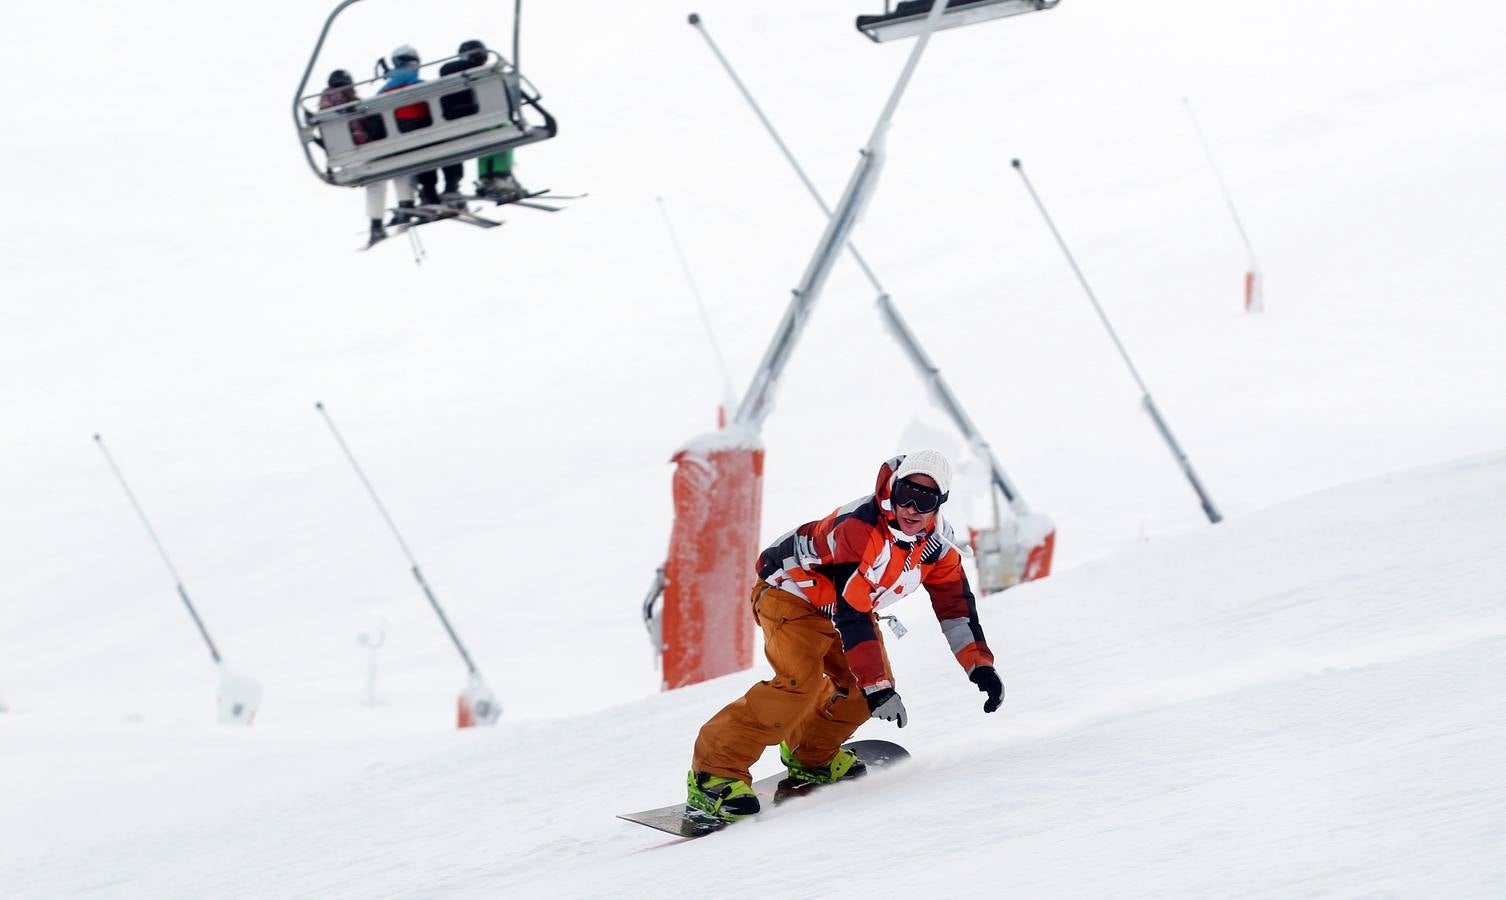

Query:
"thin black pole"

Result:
[[1183, 98, 1261, 272], [1010, 159, 1224, 525], [315, 402, 482, 674], [93, 434, 225, 663], [656, 195, 737, 411]]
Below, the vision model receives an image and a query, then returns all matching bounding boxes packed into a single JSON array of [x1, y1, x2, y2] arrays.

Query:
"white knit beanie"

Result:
[[893, 448, 952, 496]]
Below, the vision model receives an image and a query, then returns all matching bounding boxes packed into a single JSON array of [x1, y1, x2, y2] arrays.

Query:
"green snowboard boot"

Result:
[[686, 770, 761, 822], [780, 742, 868, 785]]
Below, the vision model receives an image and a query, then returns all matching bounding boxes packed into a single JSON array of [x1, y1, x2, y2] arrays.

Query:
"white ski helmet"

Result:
[[391, 44, 420, 66], [893, 448, 953, 496]]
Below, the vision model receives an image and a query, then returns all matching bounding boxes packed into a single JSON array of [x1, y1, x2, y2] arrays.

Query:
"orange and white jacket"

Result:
[[755, 455, 994, 692]]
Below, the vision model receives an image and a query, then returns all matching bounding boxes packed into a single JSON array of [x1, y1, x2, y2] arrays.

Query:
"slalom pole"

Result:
[[94, 434, 225, 664], [1183, 98, 1263, 312], [689, 13, 1031, 514], [656, 195, 738, 417], [1010, 160, 1224, 525]]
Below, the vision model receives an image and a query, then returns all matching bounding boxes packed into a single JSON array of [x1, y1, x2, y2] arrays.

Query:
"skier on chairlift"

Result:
[[437, 39, 523, 206], [317, 70, 363, 127], [364, 44, 441, 244]]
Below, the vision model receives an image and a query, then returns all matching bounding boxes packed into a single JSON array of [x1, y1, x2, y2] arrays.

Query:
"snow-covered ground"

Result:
[[2, 0, 1504, 895]]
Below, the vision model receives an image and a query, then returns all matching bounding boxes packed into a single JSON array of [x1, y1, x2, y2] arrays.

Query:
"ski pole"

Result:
[[407, 224, 425, 266], [314, 402, 482, 674], [689, 12, 1030, 513], [93, 434, 225, 663], [1010, 159, 1223, 524]]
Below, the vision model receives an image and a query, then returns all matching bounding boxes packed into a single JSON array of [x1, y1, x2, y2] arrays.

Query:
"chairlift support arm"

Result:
[[691, 14, 1031, 512], [727, 0, 952, 430]]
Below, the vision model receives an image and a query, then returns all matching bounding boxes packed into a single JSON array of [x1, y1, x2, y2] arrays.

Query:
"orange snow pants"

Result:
[[692, 583, 881, 786]]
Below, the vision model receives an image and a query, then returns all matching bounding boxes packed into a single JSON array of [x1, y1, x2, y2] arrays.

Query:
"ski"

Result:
[[408, 204, 505, 229], [469, 187, 587, 211], [510, 199, 563, 213]]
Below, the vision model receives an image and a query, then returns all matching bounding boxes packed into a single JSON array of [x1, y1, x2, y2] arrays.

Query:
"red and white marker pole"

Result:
[[1184, 98, 1264, 313]]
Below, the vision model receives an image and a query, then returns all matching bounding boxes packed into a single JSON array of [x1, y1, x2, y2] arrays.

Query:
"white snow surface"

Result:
[[3, 0, 1505, 896]]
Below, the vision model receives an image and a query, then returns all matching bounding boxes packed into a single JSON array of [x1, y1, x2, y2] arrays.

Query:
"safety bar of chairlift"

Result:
[[857, 0, 1060, 42], [298, 51, 528, 113], [298, 52, 538, 130]]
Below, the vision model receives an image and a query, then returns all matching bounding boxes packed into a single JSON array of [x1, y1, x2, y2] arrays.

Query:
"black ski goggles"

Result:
[[892, 477, 947, 514]]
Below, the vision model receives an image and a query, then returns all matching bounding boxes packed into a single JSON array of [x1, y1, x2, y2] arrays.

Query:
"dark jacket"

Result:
[[437, 51, 488, 120], [318, 86, 369, 145]]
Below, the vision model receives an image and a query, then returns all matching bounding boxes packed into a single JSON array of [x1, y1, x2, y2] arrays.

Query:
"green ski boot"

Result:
[[780, 742, 868, 785], [686, 770, 761, 822]]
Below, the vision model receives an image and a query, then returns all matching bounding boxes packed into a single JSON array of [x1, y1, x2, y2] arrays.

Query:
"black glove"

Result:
[[864, 687, 908, 728], [969, 666, 1004, 713]]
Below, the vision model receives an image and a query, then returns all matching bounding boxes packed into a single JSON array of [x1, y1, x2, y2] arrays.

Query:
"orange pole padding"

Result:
[[1245, 269, 1264, 313], [661, 435, 764, 691], [1022, 528, 1056, 582]]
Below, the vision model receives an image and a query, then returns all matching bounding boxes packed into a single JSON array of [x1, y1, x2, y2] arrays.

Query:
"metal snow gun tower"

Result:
[[94, 435, 263, 725], [317, 403, 502, 729], [648, 0, 1061, 691]]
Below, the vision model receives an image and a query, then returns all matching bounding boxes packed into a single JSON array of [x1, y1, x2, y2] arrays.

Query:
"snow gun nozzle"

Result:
[[92, 433, 102, 442], [688, 13, 700, 26], [1011, 158, 1022, 169]]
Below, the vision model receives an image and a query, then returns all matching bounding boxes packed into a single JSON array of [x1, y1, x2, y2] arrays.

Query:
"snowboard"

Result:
[[618, 738, 909, 838]]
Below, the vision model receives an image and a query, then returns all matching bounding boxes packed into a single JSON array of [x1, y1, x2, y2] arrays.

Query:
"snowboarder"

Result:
[[365, 44, 441, 244], [686, 449, 1006, 822]]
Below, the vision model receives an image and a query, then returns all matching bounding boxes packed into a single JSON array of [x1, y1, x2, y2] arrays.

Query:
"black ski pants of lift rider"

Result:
[[414, 169, 438, 203], [443, 163, 464, 194]]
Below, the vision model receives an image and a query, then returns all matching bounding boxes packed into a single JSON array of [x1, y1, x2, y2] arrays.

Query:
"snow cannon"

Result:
[[217, 666, 263, 725], [458, 673, 502, 728], [659, 430, 764, 690]]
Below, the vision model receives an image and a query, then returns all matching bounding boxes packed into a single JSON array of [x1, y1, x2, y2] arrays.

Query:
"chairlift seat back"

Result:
[[302, 62, 554, 188]]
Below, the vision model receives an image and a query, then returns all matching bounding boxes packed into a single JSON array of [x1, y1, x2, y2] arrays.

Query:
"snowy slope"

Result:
[[3, 453, 1503, 896], [2, 0, 1506, 894]]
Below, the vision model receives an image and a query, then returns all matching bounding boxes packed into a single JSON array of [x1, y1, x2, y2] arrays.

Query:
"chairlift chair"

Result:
[[292, 0, 556, 190], [856, 0, 1060, 42]]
